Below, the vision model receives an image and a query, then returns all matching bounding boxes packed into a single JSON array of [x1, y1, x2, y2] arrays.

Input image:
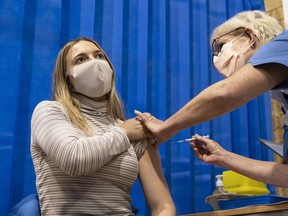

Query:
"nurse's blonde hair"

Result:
[[211, 10, 283, 45]]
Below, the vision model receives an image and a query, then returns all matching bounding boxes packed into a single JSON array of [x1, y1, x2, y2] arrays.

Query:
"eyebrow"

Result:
[[72, 50, 104, 62]]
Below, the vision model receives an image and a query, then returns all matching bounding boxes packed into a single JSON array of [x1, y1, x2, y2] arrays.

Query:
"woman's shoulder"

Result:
[[32, 100, 66, 115], [34, 100, 62, 109]]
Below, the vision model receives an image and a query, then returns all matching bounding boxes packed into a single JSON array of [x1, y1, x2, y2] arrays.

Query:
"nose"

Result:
[[88, 55, 96, 60]]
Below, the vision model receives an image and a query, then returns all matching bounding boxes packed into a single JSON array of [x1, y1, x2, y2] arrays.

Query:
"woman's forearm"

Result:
[[151, 203, 176, 216]]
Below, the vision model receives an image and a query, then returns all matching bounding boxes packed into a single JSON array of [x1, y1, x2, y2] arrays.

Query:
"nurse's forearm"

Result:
[[219, 152, 288, 187], [162, 80, 250, 136], [162, 64, 277, 137]]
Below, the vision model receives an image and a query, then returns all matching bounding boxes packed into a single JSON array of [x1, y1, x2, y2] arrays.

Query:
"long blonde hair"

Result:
[[52, 37, 125, 136]]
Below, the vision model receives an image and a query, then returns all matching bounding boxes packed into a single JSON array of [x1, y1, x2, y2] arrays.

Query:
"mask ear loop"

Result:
[[212, 31, 246, 69], [217, 32, 245, 56], [240, 29, 258, 55], [230, 32, 245, 43]]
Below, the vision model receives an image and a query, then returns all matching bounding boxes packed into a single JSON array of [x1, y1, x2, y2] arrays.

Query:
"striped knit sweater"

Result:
[[31, 94, 146, 215]]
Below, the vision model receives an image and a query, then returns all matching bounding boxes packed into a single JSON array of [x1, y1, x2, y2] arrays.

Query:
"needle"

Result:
[[173, 135, 209, 143]]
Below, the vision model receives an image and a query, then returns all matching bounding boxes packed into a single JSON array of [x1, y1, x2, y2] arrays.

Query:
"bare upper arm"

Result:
[[232, 63, 288, 91], [138, 143, 170, 194], [252, 63, 288, 88], [138, 143, 175, 215]]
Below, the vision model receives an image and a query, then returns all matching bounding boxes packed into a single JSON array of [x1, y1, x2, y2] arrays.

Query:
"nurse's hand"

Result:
[[134, 110, 168, 148], [120, 118, 152, 141], [190, 134, 228, 166]]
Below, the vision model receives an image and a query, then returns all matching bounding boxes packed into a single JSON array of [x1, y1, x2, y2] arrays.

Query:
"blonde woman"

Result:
[[31, 37, 175, 215]]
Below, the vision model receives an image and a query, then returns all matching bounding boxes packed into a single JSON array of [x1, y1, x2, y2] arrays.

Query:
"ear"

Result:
[[244, 28, 258, 49]]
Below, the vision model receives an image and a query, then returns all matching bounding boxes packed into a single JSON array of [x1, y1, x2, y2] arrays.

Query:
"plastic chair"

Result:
[[9, 194, 40, 216]]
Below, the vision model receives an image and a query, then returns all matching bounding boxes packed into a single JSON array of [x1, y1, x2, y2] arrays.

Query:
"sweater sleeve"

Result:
[[31, 101, 131, 176], [131, 139, 147, 160]]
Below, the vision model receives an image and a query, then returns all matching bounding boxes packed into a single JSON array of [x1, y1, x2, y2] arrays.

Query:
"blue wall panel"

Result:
[[0, 0, 25, 211], [9, 0, 37, 207], [0, 0, 276, 215]]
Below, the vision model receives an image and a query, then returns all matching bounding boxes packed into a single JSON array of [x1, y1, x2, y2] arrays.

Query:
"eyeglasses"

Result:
[[212, 27, 245, 56]]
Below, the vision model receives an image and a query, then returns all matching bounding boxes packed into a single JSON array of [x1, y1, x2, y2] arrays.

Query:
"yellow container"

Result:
[[223, 170, 270, 195]]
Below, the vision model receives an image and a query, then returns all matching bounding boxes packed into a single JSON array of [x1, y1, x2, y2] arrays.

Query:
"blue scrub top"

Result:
[[249, 30, 288, 159], [250, 30, 288, 68]]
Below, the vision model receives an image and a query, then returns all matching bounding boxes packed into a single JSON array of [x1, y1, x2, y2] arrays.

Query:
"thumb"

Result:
[[134, 110, 148, 122]]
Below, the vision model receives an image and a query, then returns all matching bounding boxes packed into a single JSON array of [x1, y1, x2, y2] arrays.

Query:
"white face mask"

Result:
[[213, 33, 254, 78], [68, 59, 113, 98]]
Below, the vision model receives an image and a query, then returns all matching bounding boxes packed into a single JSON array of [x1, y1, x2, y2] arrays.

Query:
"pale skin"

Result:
[[191, 135, 288, 187], [139, 140, 176, 216], [66, 40, 176, 215]]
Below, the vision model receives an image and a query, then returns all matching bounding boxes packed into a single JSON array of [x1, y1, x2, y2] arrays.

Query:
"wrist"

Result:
[[218, 150, 235, 168], [162, 119, 179, 139]]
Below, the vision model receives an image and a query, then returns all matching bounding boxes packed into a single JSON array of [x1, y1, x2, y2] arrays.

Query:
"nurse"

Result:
[[136, 10, 288, 187]]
